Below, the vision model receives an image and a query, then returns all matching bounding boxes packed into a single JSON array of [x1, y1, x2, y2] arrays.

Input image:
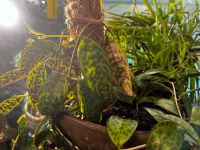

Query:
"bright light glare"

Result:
[[0, 1, 19, 27]]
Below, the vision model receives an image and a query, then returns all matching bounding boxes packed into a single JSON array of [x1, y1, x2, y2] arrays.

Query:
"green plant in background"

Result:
[[0, 0, 199, 149], [106, 0, 200, 149]]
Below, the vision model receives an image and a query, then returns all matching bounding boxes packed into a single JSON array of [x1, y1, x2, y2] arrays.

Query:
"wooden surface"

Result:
[[54, 112, 149, 150]]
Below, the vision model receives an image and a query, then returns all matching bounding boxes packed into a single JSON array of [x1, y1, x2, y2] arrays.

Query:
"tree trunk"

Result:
[[65, 0, 104, 47]]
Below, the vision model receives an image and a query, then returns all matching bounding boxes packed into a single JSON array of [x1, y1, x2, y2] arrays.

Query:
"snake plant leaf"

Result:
[[145, 107, 200, 144], [77, 37, 112, 100], [107, 116, 138, 149], [17, 115, 29, 137], [147, 121, 184, 150], [0, 69, 25, 88], [37, 75, 68, 116], [26, 63, 47, 102], [0, 95, 25, 116], [19, 39, 58, 73], [191, 106, 200, 126], [77, 79, 103, 123], [105, 41, 133, 96]]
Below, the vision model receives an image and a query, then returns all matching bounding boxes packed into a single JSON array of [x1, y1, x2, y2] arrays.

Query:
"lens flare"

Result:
[[0, 1, 19, 27]]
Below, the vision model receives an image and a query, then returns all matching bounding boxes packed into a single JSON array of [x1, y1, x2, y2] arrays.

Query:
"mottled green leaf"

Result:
[[0, 95, 25, 116], [37, 75, 68, 116], [26, 63, 47, 101], [107, 116, 138, 148], [0, 69, 25, 88], [78, 79, 103, 123], [147, 121, 184, 150], [145, 108, 200, 144], [19, 39, 58, 73], [77, 37, 112, 100], [191, 106, 200, 126]]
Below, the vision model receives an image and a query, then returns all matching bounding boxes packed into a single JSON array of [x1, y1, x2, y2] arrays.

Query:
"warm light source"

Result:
[[0, 0, 19, 27]]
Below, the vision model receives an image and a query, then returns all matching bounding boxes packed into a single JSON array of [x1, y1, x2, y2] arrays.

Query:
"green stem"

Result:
[[171, 82, 183, 119]]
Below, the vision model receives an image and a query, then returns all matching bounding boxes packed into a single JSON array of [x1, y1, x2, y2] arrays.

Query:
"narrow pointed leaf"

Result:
[[107, 116, 138, 148], [0, 69, 25, 88], [0, 95, 25, 116]]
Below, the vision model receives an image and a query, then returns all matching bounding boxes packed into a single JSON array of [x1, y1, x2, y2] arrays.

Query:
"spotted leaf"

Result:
[[77, 37, 112, 100], [147, 121, 184, 150], [0, 69, 25, 88], [107, 116, 138, 148], [0, 95, 25, 116], [37, 75, 68, 116], [26, 63, 47, 101], [19, 39, 58, 73], [78, 79, 103, 123]]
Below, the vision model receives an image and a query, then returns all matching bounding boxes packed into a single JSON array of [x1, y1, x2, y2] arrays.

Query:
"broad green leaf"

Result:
[[145, 108, 200, 144], [107, 116, 138, 148], [0, 95, 25, 116], [147, 121, 184, 150], [191, 106, 200, 126], [155, 99, 178, 115], [0, 69, 25, 88], [34, 129, 55, 147]]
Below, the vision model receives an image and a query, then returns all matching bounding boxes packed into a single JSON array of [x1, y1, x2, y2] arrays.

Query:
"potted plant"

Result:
[[0, 0, 200, 149]]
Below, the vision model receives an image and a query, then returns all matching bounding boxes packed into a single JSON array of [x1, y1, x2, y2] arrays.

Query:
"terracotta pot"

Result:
[[54, 112, 149, 150]]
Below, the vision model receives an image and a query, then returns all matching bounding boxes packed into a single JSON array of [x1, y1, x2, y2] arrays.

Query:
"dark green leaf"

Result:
[[191, 106, 200, 126], [0, 95, 25, 116], [107, 116, 138, 148], [113, 86, 134, 104], [34, 129, 55, 147], [147, 121, 184, 150]]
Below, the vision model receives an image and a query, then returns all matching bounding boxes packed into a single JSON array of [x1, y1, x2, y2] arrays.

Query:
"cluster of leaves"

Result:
[[105, 0, 200, 149]]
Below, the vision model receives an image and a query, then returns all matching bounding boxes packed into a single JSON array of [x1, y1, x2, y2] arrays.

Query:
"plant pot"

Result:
[[54, 111, 149, 150], [24, 102, 44, 131]]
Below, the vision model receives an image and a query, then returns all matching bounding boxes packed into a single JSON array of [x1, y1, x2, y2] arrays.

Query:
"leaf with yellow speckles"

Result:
[[0, 95, 25, 116], [107, 116, 138, 149], [26, 63, 47, 102], [0, 69, 25, 88]]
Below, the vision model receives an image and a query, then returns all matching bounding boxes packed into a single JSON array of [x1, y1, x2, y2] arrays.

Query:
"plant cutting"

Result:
[[0, 0, 200, 150]]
